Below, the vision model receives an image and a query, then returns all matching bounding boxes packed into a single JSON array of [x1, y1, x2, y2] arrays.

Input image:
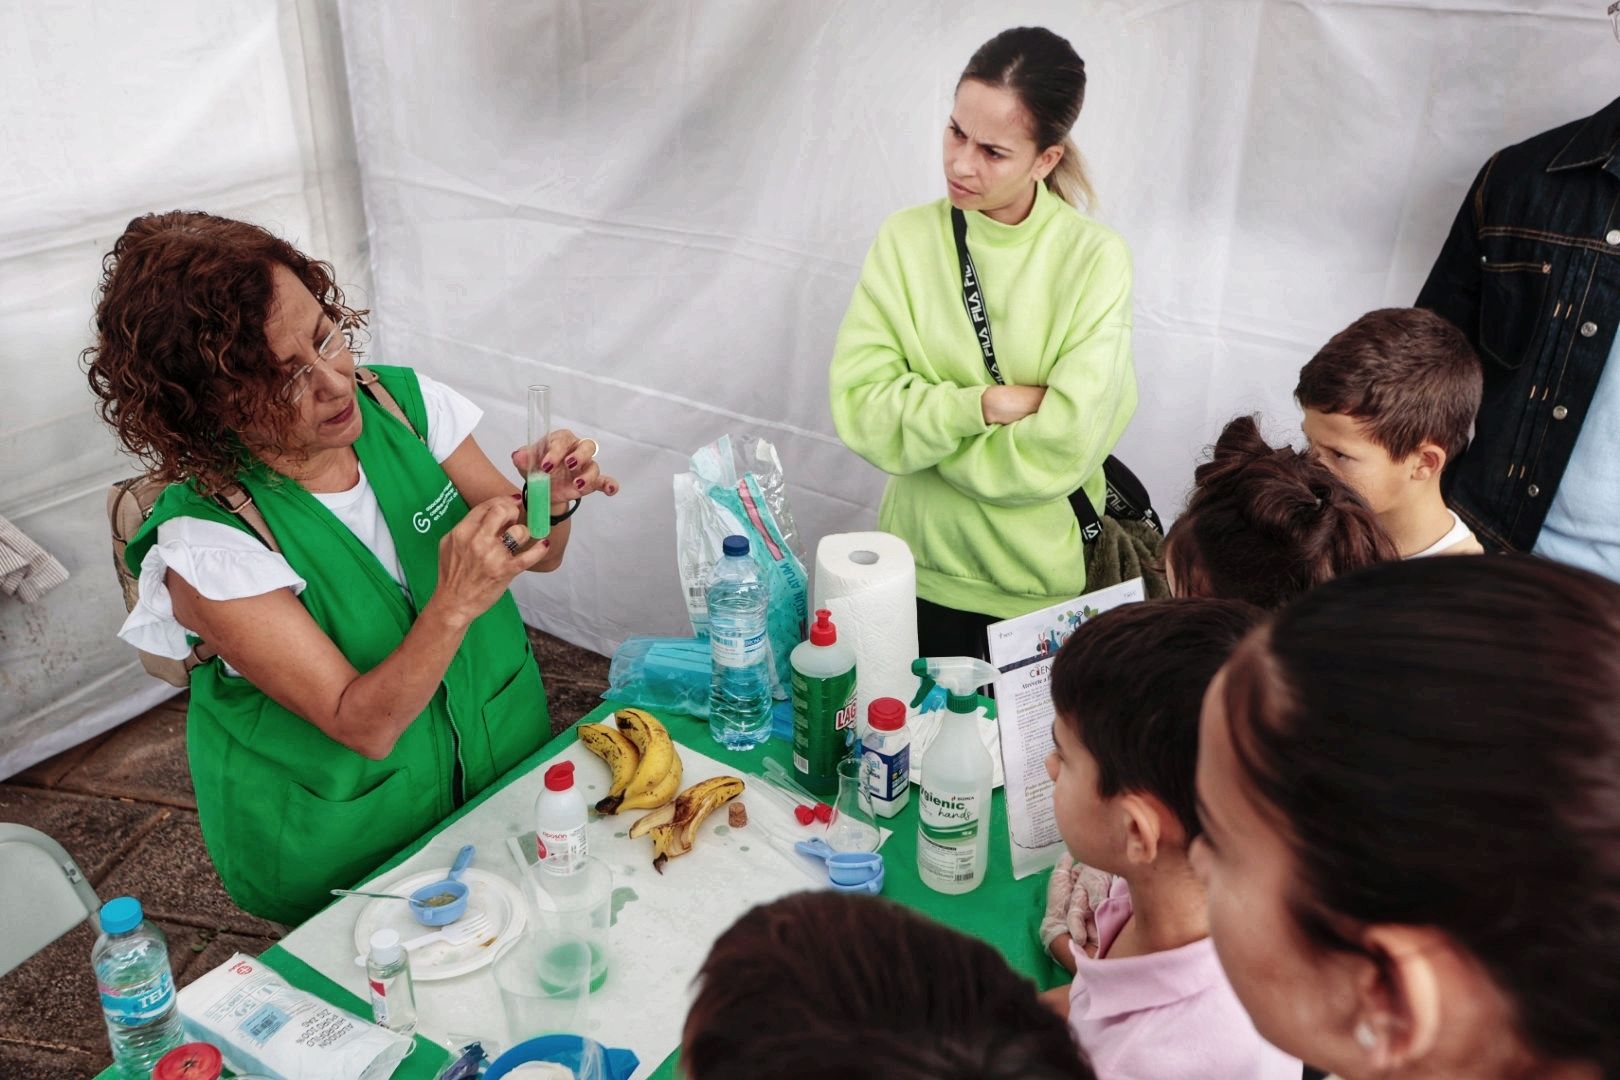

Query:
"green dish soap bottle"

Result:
[[790, 608, 858, 797]]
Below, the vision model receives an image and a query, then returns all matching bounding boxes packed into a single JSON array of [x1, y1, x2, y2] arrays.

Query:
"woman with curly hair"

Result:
[[87, 211, 618, 923]]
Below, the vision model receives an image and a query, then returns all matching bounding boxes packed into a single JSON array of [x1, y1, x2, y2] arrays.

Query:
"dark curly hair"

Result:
[[683, 891, 1093, 1080], [1164, 415, 1397, 610], [83, 211, 367, 495]]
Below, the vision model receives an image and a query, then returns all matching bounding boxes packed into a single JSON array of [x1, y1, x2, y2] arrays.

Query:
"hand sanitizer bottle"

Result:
[[911, 657, 998, 895]]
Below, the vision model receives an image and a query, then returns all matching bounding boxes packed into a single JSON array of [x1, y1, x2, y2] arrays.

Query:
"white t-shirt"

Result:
[[118, 373, 483, 668], [1406, 509, 1479, 559]]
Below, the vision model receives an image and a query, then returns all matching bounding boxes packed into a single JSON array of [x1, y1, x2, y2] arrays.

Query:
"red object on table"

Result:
[[794, 804, 815, 825], [813, 802, 833, 823], [154, 1043, 223, 1080]]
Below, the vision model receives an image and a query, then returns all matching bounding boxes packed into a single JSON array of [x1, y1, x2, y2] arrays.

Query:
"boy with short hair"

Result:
[[1040, 598, 1299, 1079], [1296, 307, 1485, 557]]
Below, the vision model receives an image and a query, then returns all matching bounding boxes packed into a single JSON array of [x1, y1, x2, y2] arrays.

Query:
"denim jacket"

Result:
[[1417, 94, 1620, 552]]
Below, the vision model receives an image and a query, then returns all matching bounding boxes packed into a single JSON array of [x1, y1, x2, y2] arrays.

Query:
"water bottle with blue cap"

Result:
[[92, 895, 185, 1076]]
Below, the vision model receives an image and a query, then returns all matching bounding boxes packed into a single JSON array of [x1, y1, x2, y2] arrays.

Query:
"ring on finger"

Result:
[[501, 531, 520, 555]]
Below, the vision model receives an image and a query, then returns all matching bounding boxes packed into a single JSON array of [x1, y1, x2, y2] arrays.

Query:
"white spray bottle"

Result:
[[911, 656, 998, 895]]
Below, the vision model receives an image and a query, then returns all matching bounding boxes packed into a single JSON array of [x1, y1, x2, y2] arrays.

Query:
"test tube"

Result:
[[526, 384, 552, 540]]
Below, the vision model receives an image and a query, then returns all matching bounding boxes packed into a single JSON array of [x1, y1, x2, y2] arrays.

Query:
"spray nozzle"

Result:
[[909, 657, 999, 719]]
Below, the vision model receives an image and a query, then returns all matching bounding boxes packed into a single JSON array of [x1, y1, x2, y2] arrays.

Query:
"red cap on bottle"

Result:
[[868, 697, 906, 731], [809, 608, 837, 646], [155, 1044, 223, 1080], [544, 761, 576, 792]]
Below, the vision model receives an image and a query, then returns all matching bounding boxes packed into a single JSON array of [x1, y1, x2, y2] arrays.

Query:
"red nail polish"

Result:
[[541, 538, 550, 547], [541, 462, 553, 473], [565, 459, 577, 470], [575, 479, 585, 490]]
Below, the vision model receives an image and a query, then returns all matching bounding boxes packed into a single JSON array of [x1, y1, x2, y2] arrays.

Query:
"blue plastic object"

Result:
[[792, 839, 885, 893], [484, 1035, 639, 1080], [722, 535, 749, 557], [98, 896, 143, 935], [409, 844, 475, 926]]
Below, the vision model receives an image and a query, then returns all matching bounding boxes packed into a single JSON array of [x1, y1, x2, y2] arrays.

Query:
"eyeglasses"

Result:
[[281, 322, 353, 404]]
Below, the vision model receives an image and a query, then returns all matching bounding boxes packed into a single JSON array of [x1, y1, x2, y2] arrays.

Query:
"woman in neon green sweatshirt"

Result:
[[829, 27, 1137, 656]]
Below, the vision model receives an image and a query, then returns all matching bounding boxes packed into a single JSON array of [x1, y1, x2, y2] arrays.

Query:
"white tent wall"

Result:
[[0, 0, 370, 779], [2, 1, 1613, 775], [338, 0, 1616, 660]]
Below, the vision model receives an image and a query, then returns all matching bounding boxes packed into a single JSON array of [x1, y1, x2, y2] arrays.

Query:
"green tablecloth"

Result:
[[97, 702, 1060, 1079]]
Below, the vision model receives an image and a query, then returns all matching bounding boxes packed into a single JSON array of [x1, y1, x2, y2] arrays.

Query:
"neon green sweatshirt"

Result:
[[829, 182, 1136, 618]]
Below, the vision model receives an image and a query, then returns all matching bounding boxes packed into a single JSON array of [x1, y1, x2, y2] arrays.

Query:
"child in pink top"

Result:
[[1040, 598, 1300, 1079]]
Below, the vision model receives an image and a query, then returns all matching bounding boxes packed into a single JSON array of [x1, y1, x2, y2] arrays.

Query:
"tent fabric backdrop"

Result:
[[1, 0, 1613, 775], [337, 0, 1617, 659], [0, 0, 369, 778]]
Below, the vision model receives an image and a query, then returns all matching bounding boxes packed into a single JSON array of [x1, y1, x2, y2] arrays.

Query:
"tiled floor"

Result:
[[0, 629, 609, 1079]]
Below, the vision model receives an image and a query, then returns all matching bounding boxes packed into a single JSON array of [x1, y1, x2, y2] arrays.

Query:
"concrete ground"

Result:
[[0, 629, 609, 1079]]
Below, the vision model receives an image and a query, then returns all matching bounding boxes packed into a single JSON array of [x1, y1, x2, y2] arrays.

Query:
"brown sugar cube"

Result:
[[728, 801, 748, 828]]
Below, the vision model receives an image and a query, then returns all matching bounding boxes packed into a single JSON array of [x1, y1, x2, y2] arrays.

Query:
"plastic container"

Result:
[[365, 928, 418, 1037], [861, 696, 910, 818], [706, 535, 773, 749], [912, 658, 998, 894], [93, 896, 186, 1078], [534, 761, 588, 874], [789, 608, 857, 796]]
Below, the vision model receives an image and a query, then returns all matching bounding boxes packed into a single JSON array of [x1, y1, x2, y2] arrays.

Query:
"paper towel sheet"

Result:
[[813, 532, 920, 728]]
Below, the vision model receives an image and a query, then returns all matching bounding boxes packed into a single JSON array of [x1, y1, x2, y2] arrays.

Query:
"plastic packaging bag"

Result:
[[605, 636, 713, 718], [177, 953, 412, 1080], [674, 434, 809, 699]]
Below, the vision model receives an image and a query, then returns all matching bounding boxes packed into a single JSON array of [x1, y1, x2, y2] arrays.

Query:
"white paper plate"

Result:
[[351, 867, 527, 981]]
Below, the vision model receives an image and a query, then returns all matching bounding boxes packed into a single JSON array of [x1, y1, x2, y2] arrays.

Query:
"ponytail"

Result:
[[1045, 136, 1096, 211]]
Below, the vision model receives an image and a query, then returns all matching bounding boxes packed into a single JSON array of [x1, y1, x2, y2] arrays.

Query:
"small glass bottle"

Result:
[[365, 928, 418, 1037]]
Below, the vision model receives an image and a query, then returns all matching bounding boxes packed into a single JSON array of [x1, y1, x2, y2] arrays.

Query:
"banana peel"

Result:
[[648, 775, 746, 873]]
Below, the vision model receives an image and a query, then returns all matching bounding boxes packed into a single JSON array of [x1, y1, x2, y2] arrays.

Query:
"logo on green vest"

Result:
[[413, 480, 458, 533]]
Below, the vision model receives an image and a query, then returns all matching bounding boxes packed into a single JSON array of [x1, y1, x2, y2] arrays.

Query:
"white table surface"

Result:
[[281, 738, 828, 1078]]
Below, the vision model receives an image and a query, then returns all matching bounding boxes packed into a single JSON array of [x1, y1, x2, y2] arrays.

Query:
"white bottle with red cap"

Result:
[[535, 759, 588, 874], [861, 697, 910, 818]]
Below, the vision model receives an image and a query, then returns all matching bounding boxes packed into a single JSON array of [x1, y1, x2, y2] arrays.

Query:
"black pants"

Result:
[[916, 597, 996, 661]]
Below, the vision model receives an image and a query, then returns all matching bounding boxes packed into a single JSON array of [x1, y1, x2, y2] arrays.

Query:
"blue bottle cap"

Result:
[[99, 896, 144, 935], [722, 535, 749, 557]]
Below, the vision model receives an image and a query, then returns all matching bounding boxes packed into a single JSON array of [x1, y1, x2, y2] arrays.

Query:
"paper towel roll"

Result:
[[813, 532, 920, 730]]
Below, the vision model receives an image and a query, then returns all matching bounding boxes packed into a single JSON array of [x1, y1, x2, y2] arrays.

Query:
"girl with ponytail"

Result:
[[830, 27, 1138, 657], [1164, 416, 1398, 609]]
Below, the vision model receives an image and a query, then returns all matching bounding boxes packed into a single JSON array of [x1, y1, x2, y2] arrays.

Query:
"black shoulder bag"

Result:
[[950, 207, 1161, 542]]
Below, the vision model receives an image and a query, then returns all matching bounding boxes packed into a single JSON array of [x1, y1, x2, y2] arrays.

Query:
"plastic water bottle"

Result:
[[706, 534, 773, 748], [92, 896, 185, 1078]]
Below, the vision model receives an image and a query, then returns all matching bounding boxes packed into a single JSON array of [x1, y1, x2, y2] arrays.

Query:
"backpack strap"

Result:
[[355, 366, 422, 442], [213, 484, 280, 554]]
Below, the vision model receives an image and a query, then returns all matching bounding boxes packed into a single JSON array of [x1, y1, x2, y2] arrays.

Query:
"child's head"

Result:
[[1295, 307, 1482, 515], [1163, 415, 1398, 610], [1195, 556, 1620, 1079], [682, 891, 1094, 1080], [1045, 597, 1263, 876]]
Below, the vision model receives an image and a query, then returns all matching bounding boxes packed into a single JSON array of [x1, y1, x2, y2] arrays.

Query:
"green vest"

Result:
[[126, 366, 550, 924]]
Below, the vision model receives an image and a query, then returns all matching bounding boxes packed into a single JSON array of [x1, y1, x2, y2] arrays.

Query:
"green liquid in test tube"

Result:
[[527, 384, 552, 540]]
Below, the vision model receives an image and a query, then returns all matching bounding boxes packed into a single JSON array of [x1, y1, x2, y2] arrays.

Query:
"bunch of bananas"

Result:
[[579, 708, 747, 873], [579, 708, 681, 815]]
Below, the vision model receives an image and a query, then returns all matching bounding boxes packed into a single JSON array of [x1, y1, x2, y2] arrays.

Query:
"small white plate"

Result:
[[351, 867, 527, 981]]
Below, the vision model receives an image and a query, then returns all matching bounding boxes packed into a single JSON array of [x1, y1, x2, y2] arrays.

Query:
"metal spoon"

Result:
[[330, 887, 427, 905]]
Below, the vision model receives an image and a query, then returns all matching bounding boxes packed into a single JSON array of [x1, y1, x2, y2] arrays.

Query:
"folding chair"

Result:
[[0, 824, 101, 978]]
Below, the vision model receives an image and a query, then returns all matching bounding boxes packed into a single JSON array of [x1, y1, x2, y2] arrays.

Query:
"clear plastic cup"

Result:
[[491, 930, 592, 1045], [525, 857, 612, 993]]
